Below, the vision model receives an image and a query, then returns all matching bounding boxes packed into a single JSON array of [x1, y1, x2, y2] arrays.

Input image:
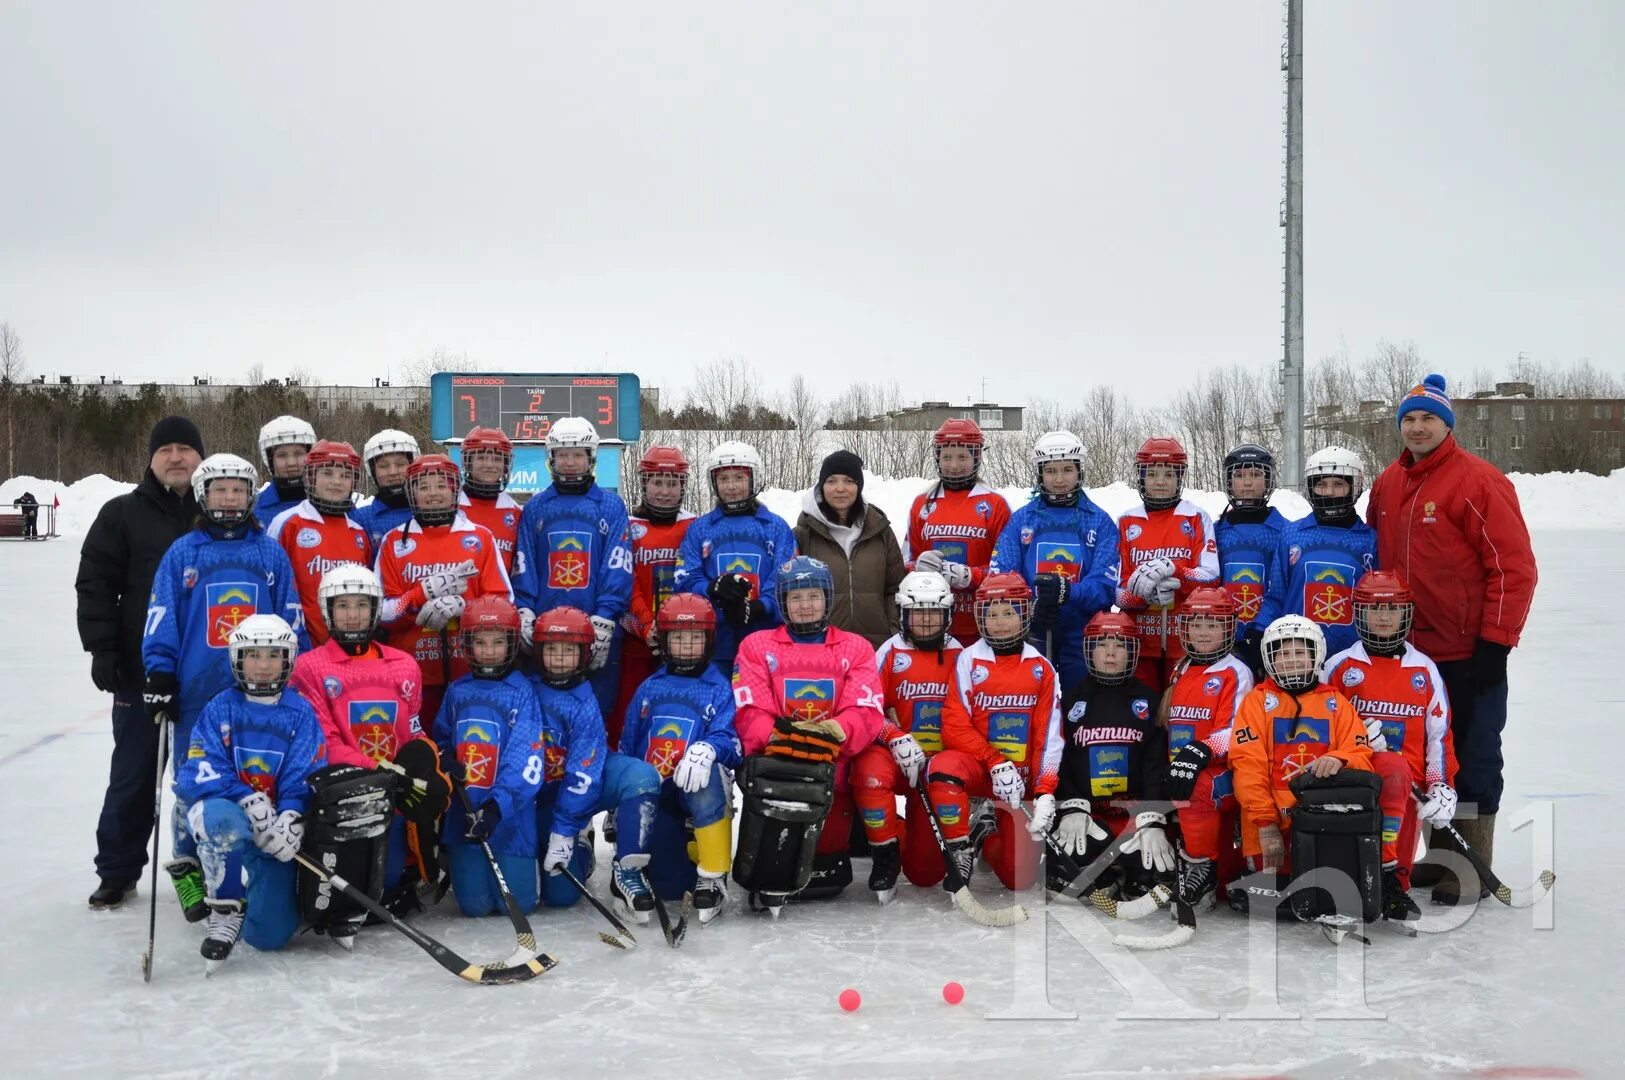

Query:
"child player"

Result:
[[1325, 570, 1459, 918], [925, 572, 1062, 891], [253, 415, 318, 523], [618, 593, 741, 923], [353, 429, 419, 551], [456, 426, 522, 574], [852, 571, 961, 902], [267, 440, 372, 647], [1161, 587, 1253, 913], [1213, 443, 1291, 673], [905, 418, 1011, 646]]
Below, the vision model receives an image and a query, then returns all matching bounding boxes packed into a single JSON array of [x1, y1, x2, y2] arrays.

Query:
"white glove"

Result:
[[420, 560, 478, 600], [1418, 781, 1458, 826], [913, 549, 946, 576], [543, 831, 575, 874], [1126, 556, 1176, 600], [1153, 576, 1180, 608], [1121, 811, 1174, 874], [519, 608, 536, 648], [915, 550, 973, 591], [989, 761, 1024, 805], [257, 809, 304, 862], [238, 791, 274, 837], [588, 615, 616, 671], [416, 594, 465, 630], [886, 734, 926, 787], [674, 742, 716, 793], [1053, 802, 1109, 855], [1026, 793, 1056, 835], [1364, 717, 1388, 754]]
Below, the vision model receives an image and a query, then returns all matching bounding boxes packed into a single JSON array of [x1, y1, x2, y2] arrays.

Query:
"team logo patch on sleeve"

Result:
[[461, 534, 482, 552], [782, 678, 835, 723], [1204, 676, 1222, 696], [348, 701, 400, 764], [457, 718, 500, 789], [323, 675, 344, 698], [1411, 672, 1427, 693], [891, 651, 912, 674], [205, 583, 260, 648], [234, 745, 283, 797], [547, 530, 593, 589], [630, 521, 647, 540], [1304, 562, 1353, 624]]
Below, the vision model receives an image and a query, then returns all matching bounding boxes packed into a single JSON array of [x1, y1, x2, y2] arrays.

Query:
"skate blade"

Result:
[[1381, 916, 1419, 937], [873, 888, 897, 906]]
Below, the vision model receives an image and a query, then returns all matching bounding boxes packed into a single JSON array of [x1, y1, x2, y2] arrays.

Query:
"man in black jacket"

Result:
[[75, 416, 204, 909], [13, 491, 39, 538]]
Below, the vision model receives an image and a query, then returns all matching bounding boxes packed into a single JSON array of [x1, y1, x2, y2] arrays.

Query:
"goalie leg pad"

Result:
[[298, 765, 395, 929], [1286, 768, 1384, 923], [731, 754, 835, 895]]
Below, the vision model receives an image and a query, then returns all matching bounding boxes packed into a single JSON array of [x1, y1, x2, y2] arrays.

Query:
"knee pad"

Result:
[[731, 754, 835, 896], [1286, 768, 1383, 923]]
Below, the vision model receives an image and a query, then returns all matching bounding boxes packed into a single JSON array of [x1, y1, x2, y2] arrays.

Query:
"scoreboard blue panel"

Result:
[[430, 372, 641, 443]]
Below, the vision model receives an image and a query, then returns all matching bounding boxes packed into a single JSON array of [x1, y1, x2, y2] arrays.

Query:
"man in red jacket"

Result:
[[1366, 373, 1538, 903]]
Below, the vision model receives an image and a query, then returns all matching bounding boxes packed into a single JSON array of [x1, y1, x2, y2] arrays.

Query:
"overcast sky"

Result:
[[2, 2, 1620, 408]]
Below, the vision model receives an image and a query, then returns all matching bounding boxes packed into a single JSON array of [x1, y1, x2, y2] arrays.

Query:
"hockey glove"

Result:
[[765, 716, 845, 764], [674, 742, 717, 793], [143, 671, 178, 725], [1026, 793, 1057, 836], [708, 573, 754, 607], [1122, 812, 1174, 874], [886, 733, 926, 787], [258, 809, 304, 862], [91, 652, 120, 694], [1417, 781, 1458, 826], [419, 560, 478, 601], [416, 595, 464, 630], [1235, 631, 1264, 676], [1363, 717, 1388, 754], [1126, 556, 1176, 601], [1471, 638, 1510, 691], [1034, 572, 1069, 611], [1052, 800, 1109, 855], [391, 737, 453, 824], [741, 598, 769, 626], [463, 799, 501, 843], [589, 615, 616, 671], [1166, 741, 1213, 801], [542, 831, 575, 875], [237, 790, 275, 840], [915, 549, 970, 589], [1256, 822, 1286, 871], [1153, 576, 1180, 609], [989, 761, 1025, 805]]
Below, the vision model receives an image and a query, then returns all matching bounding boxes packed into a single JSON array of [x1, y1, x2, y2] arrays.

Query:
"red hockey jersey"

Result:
[[375, 515, 513, 687], [904, 483, 1012, 643], [457, 491, 522, 574], [941, 640, 1062, 795], [1325, 641, 1457, 786], [267, 501, 374, 647], [1163, 653, 1253, 759], [1116, 499, 1220, 657], [873, 632, 963, 753]]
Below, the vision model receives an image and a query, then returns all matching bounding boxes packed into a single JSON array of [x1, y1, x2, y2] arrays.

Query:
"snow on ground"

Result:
[[0, 516, 1617, 1077]]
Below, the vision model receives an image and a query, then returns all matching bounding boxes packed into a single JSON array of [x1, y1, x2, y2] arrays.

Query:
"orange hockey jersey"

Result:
[[904, 483, 1012, 643], [1229, 680, 1372, 848], [457, 491, 522, 573], [267, 501, 374, 647], [874, 632, 963, 752], [940, 640, 1062, 794], [374, 514, 514, 687], [1325, 641, 1457, 787], [1163, 653, 1253, 760], [1116, 499, 1220, 657]]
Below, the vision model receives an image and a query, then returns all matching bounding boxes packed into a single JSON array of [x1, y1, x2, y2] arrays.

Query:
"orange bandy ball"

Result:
[[838, 988, 861, 1012]]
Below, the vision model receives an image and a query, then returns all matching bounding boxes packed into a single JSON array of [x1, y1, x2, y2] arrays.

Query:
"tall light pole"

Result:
[[1281, 0, 1305, 491]]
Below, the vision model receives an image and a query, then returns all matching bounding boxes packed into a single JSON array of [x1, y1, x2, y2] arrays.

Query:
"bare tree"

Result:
[[1, 322, 26, 480], [399, 347, 478, 387]]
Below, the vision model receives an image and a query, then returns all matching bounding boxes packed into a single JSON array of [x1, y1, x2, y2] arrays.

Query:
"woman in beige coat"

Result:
[[793, 450, 906, 649]]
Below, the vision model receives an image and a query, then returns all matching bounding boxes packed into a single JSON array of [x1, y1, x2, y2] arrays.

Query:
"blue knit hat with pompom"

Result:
[[1395, 373, 1454, 429]]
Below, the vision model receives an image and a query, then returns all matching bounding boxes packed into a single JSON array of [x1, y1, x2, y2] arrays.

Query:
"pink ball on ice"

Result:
[[942, 981, 965, 1005], [838, 988, 861, 1012]]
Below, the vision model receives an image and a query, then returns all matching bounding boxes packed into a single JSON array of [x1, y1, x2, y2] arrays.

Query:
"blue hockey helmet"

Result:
[[776, 556, 834, 636]]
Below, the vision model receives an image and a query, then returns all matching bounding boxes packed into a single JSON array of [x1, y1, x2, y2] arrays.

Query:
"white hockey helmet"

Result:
[[192, 453, 259, 528], [1031, 430, 1084, 504], [317, 563, 382, 652], [896, 569, 953, 647], [258, 415, 317, 465], [1261, 615, 1327, 692], [363, 429, 420, 468], [706, 440, 763, 507], [228, 614, 299, 696], [546, 416, 600, 452], [1304, 445, 1364, 520]]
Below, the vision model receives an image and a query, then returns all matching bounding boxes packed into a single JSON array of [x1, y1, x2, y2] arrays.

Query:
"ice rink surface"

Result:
[[0, 532, 1616, 1079]]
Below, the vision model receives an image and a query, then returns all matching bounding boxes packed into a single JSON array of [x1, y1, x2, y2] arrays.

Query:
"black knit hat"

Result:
[[818, 449, 865, 492], [148, 415, 205, 458]]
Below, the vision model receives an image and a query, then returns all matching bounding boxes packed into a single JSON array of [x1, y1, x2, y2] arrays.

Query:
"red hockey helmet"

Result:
[[302, 440, 363, 516], [405, 454, 462, 527], [1084, 610, 1140, 685], [655, 592, 716, 675], [461, 594, 521, 678], [461, 427, 513, 499], [973, 571, 1033, 649], [638, 444, 690, 515], [1353, 570, 1414, 654], [1176, 586, 1237, 664], [534, 605, 593, 685], [639, 444, 691, 476], [933, 418, 986, 449], [1135, 436, 1188, 510]]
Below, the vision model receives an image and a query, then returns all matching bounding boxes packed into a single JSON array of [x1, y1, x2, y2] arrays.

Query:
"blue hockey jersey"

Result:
[[990, 495, 1120, 686], [254, 482, 304, 527], [433, 671, 546, 857], [619, 666, 743, 781], [142, 525, 307, 718], [1256, 517, 1379, 657], [673, 505, 797, 668], [1215, 507, 1295, 638], [173, 689, 327, 815], [512, 484, 633, 621], [352, 496, 415, 554], [523, 675, 608, 838]]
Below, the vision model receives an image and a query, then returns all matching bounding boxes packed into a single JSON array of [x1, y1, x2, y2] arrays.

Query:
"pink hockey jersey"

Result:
[[290, 638, 424, 769], [732, 625, 886, 791]]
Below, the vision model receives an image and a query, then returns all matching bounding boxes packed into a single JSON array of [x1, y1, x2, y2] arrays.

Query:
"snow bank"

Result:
[[0, 474, 135, 538]]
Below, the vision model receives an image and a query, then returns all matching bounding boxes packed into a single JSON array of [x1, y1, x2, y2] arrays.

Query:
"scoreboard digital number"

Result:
[[429, 372, 641, 443]]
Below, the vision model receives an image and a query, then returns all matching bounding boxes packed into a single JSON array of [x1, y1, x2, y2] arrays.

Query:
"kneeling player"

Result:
[[1049, 612, 1170, 904], [435, 596, 547, 916], [527, 608, 662, 920], [853, 571, 962, 902], [619, 594, 741, 923], [173, 615, 327, 971], [925, 573, 1061, 892], [1325, 571, 1459, 920], [1163, 588, 1253, 912]]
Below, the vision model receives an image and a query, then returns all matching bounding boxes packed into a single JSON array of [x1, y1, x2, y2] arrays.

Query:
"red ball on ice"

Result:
[[942, 981, 965, 1005], [838, 988, 861, 1012]]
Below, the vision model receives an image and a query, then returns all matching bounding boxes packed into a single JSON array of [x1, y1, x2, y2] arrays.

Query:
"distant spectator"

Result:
[[75, 416, 204, 910], [13, 491, 38, 538], [793, 450, 905, 648]]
